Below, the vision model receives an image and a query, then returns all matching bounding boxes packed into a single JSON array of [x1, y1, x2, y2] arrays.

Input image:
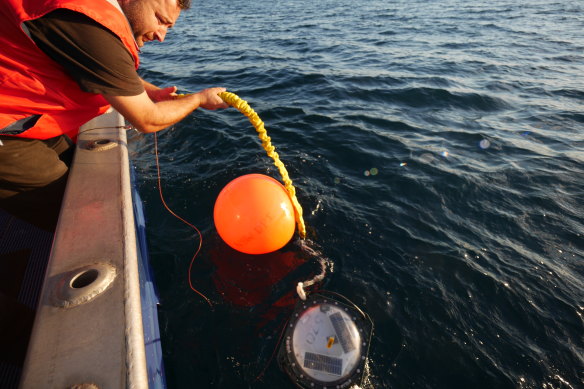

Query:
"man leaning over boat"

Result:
[[0, 0, 229, 374]]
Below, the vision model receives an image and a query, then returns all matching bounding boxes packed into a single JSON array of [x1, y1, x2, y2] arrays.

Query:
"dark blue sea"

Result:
[[128, 0, 584, 388]]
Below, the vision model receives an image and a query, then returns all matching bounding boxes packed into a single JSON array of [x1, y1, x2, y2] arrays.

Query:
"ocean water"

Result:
[[128, 0, 584, 388]]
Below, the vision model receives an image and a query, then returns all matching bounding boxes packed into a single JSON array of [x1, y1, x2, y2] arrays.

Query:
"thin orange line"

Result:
[[154, 132, 212, 307]]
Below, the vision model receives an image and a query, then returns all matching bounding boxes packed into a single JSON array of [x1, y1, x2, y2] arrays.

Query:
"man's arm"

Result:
[[104, 87, 228, 133]]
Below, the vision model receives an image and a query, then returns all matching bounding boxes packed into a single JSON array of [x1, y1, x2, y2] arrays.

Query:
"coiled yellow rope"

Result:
[[218, 91, 306, 239]]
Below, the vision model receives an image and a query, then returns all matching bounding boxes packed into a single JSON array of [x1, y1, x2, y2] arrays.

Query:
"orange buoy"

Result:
[[213, 174, 296, 254]]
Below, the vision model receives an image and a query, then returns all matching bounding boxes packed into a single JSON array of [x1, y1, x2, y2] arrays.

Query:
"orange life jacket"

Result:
[[0, 0, 140, 141]]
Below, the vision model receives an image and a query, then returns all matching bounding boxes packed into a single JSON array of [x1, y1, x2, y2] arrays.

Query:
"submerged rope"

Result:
[[218, 91, 307, 239]]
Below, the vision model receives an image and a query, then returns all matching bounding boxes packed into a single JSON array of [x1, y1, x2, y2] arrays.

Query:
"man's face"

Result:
[[121, 0, 181, 47]]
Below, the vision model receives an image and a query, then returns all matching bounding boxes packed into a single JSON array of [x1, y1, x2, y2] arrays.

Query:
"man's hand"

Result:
[[192, 87, 229, 110], [147, 86, 178, 102]]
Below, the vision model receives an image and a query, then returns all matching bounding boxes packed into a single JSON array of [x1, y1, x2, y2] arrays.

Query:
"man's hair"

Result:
[[177, 0, 191, 10]]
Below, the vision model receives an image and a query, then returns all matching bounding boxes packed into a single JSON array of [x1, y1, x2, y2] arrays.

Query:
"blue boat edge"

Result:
[[131, 164, 167, 389]]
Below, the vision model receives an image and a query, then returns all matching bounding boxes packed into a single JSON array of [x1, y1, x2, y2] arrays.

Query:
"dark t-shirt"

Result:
[[24, 9, 144, 96]]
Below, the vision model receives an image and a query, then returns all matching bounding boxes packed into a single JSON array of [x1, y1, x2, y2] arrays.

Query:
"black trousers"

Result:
[[0, 134, 74, 232], [0, 135, 74, 370]]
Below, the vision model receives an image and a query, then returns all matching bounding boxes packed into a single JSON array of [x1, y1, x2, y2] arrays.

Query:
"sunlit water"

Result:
[[129, 0, 583, 388]]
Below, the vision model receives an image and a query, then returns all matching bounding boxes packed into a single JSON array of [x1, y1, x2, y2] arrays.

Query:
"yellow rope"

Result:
[[218, 91, 306, 239]]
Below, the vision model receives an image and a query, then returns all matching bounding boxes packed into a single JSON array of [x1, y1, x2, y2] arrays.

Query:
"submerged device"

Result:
[[278, 292, 373, 388]]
